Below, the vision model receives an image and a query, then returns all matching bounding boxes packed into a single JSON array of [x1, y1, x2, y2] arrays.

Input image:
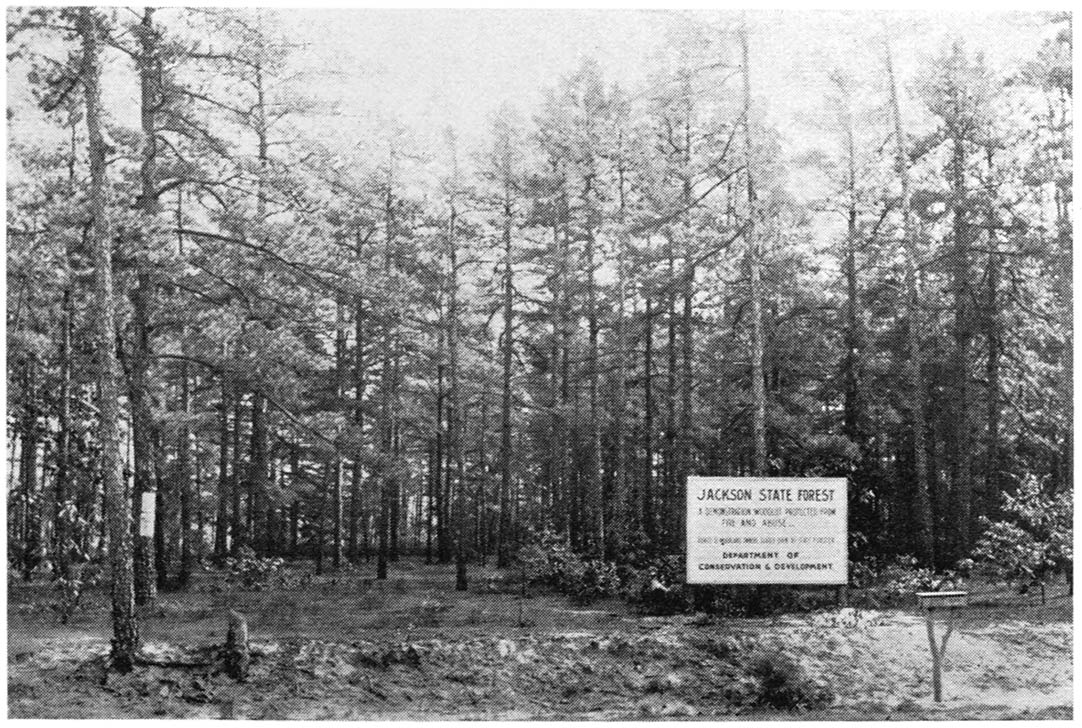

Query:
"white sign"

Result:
[[139, 492, 156, 538], [686, 476, 847, 585]]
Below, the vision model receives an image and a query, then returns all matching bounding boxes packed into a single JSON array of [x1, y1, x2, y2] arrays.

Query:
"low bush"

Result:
[[517, 530, 582, 590], [627, 555, 691, 615], [973, 474, 1072, 593], [516, 530, 623, 604], [741, 650, 833, 710], [850, 554, 963, 606], [569, 559, 621, 605], [224, 546, 284, 591], [52, 574, 83, 624]]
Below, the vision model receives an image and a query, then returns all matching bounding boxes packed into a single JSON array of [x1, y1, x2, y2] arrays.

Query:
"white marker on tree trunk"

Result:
[[139, 492, 156, 537]]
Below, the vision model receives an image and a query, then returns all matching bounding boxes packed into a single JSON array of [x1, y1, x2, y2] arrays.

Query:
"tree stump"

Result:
[[224, 610, 250, 681]]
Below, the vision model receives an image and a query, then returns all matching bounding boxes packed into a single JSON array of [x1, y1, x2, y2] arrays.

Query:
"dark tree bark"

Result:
[[642, 285, 656, 543], [290, 444, 301, 556], [948, 108, 974, 557], [153, 425, 169, 590], [214, 377, 231, 560], [497, 139, 515, 568], [834, 72, 865, 453], [55, 288, 73, 581], [584, 173, 604, 555], [177, 362, 194, 589], [81, 5, 138, 670], [249, 390, 269, 555], [315, 458, 328, 575], [983, 146, 1003, 512], [741, 20, 768, 477], [676, 94, 694, 553], [331, 302, 346, 569], [350, 228, 367, 563], [609, 136, 630, 558], [53, 113, 79, 581], [426, 437, 436, 563], [435, 291, 450, 563], [130, 5, 160, 604], [19, 356, 40, 582], [376, 161, 398, 581], [447, 177, 468, 591], [885, 31, 934, 564], [231, 382, 245, 552]]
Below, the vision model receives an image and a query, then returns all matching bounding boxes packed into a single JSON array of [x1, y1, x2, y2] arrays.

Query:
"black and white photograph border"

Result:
[[3, 2, 1074, 720]]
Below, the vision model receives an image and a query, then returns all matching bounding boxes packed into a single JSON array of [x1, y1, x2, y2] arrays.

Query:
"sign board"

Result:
[[686, 476, 847, 584]]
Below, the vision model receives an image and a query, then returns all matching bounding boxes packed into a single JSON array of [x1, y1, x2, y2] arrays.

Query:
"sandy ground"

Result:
[[6, 561, 1072, 720]]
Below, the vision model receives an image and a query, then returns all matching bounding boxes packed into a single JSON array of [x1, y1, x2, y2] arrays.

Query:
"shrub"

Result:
[[973, 474, 1072, 591], [517, 530, 583, 590], [52, 574, 83, 624], [224, 546, 283, 591], [628, 555, 692, 615], [515, 531, 622, 604], [846, 554, 962, 606], [411, 599, 448, 626], [742, 651, 833, 710], [569, 560, 621, 605]]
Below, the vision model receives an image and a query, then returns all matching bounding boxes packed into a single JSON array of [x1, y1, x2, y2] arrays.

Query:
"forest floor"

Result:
[[7, 559, 1073, 720]]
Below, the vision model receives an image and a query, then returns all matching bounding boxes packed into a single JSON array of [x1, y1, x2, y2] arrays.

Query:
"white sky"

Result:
[[5, 8, 1058, 200], [275, 9, 1052, 147]]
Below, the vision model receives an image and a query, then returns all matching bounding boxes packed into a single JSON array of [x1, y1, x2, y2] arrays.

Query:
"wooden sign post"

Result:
[[916, 591, 967, 702]]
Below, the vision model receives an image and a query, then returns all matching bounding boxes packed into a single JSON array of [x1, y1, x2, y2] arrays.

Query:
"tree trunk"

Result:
[[81, 6, 138, 670], [177, 362, 194, 589], [350, 231, 366, 562], [741, 19, 768, 477], [448, 185, 468, 591], [497, 169, 515, 568], [610, 143, 630, 557], [548, 221, 565, 537], [558, 196, 572, 543], [643, 288, 656, 543], [426, 438, 436, 563], [250, 390, 269, 555], [839, 81, 864, 452], [664, 237, 678, 532], [55, 288, 73, 581], [290, 444, 301, 557], [948, 123, 974, 558], [885, 31, 934, 564], [390, 356, 402, 562], [332, 302, 347, 569], [131, 5, 160, 604], [19, 357, 40, 582], [290, 498, 300, 556], [214, 377, 231, 560], [376, 164, 397, 581], [435, 334, 448, 563], [231, 382, 245, 552], [130, 275, 155, 603], [152, 425, 169, 590], [983, 146, 1002, 514], [315, 459, 328, 575], [676, 103, 695, 553], [584, 175, 604, 555]]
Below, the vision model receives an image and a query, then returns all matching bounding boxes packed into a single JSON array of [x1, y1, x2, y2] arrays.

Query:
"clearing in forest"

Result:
[[7, 560, 1072, 720]]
